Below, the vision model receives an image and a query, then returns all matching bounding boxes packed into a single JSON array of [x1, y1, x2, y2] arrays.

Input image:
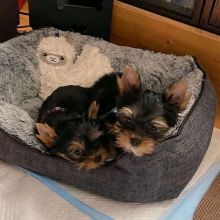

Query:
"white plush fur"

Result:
[[37, 36, 113, 99]]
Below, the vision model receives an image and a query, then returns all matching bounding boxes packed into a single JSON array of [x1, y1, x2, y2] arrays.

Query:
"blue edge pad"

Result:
[[161, 163, 220, 220], [23, 163, 220, 220], [23, 169, 113, 220]]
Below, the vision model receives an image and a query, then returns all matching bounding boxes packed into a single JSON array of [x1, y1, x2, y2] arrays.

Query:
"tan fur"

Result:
[[165, 81, 191, 111], [88, 101, 100, 120], [69, 140, 85, 151], [107, 121, 122, 135], [56, 152, 72, 162], [78, 148, 110, 170], [119, 107, 133, 117], [117, 65, 141, 95], [35, 123, 57, 148], [115, 130, 155, 157], [152, 118, 169, 130]]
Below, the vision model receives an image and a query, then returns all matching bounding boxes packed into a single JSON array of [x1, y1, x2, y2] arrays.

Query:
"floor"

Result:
[[194, 174, 220, 220], [18, 1, 220, 128]]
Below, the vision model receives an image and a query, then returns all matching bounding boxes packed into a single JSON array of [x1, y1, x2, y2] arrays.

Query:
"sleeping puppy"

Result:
[[37, 85, 115, 170], [36, 101, 118, 170]]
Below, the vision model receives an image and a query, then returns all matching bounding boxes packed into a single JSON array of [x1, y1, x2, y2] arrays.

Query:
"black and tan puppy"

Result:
[[113, 67, 191, 156], [36, 102, 118, 170], [36, 72, 123, 169]]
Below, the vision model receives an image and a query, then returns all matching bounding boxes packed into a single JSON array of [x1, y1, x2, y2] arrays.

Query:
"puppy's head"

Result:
[[58, 121, 111, 170], [36, 101, 113, 170], [114, 81, 191, 157]]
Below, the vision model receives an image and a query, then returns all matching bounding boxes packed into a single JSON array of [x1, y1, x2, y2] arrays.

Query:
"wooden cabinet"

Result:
[[0, 0, 19, 42], [200, 0, 220, 34], [120, 0, 220, 34]]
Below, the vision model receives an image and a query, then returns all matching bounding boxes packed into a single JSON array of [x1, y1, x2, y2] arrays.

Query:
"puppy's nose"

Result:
[[95, 155, 102, 162], [130, 137, 141, 147]]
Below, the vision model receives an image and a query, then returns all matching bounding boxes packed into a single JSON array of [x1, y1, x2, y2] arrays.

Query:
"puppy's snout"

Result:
[[130, 137, 141, 147]]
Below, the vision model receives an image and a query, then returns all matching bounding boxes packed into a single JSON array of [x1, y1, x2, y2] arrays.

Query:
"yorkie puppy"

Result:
[[36, 101, 118, 170], [112, 67, 191, 157]]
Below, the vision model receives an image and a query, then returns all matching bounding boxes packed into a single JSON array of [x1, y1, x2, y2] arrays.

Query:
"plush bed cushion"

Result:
[[0, 28, 216, 202]]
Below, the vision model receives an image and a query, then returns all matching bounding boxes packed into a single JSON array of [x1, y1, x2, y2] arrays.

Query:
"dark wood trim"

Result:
[[200, 0, 214, 26], [192, 0, 205, 24], [199, 0, 220, 34], [119, 0, 204, 26]]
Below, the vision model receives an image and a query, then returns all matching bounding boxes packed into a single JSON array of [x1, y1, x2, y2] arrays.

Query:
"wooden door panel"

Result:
[[200, 0, 220, 34], [209, 0, 220, 28]]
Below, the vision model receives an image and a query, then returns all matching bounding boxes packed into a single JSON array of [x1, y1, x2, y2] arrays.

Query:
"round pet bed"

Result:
[[0, 28, 216, 202]]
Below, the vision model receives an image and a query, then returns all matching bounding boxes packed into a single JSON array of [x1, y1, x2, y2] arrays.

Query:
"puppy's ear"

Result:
[[165, 81, 191, 111], [88, 101, 100, 120], [36, 123, 57, 148], [117, 65, 141, 94]]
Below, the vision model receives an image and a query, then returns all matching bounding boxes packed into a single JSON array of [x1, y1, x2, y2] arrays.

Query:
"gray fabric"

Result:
[[20, 97, 43, 121], [0, 76, 216, 202], [0, 42, 40, 105], [0, 101, 44, 152], [0, 28, 216, 202], [0, 28, 203, 151]]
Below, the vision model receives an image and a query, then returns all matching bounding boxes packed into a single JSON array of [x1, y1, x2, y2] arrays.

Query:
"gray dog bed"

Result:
[[0, 28, 216, 202]]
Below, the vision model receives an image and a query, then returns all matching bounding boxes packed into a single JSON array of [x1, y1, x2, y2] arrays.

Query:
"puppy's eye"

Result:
[[146, 124, 157, 132], [42, 53, 47, 56], [127, 118, 133, 125], [125, 118, 133, 127], [118, 116, 126, 125], [119, 116, 134, 129], [119, 116, 133, 128], [59, 56, 64, 60], [67, 148, 82, 159], [74, 149, 81, 156]]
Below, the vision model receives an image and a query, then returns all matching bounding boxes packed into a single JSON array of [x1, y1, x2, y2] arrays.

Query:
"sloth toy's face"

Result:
[[39, 51, 67, 66], [37, 36, 75, 67]]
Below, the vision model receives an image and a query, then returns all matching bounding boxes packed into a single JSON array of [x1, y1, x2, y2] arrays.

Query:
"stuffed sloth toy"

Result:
[[37, 34, 113, 99]]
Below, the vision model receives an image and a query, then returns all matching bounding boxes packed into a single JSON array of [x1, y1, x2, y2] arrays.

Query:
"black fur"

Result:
[[38, 85, 90, 126], [48, 119, 105, 160], [89, 72, 121, 115], [38, 72, 121, 125], [37, 74, 122, 165]]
